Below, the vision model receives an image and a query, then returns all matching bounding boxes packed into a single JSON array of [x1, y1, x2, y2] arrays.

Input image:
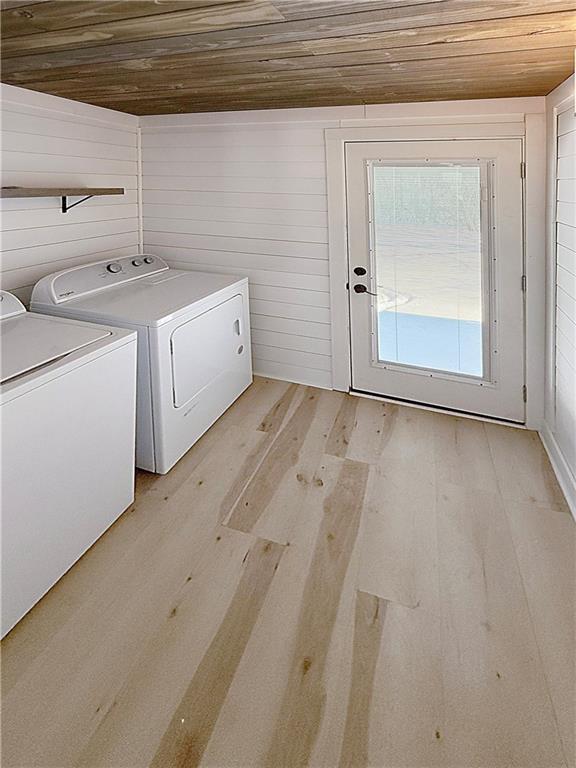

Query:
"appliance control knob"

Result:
[[106, 262, 122, 274], [143, 256, 154, 264], [132, 258, 143, 266]]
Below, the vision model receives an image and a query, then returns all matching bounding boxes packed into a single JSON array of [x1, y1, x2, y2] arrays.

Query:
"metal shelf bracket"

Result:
[[61, 194, 94, 213]]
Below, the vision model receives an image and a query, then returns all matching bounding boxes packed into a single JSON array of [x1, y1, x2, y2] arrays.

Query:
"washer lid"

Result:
[[0, 291, 26, 320], [1, 313, 111, 383]]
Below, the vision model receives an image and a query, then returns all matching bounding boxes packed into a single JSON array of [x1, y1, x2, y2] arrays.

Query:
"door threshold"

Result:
[[349, 388, 527, 429]]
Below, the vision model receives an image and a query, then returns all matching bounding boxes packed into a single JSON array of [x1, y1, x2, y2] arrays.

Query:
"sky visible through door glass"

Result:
[[372, 164, 483, 377]]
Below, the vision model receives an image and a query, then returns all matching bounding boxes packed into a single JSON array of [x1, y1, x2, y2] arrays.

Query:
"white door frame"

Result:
[[325, 114, 546, 428]]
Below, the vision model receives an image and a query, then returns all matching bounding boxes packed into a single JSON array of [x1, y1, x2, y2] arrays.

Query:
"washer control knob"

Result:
[[132, 258, 143, 267], [143, 256, 154, 264], [106, 262, 122, 274]]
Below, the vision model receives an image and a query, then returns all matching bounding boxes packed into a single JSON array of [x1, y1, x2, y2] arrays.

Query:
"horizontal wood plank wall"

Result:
[[0, 84, 139, 304], [140, 108, 364, 388], [141, 98, 546, 390], [554, 104, 576, 477], [542, 75, 576, 518]]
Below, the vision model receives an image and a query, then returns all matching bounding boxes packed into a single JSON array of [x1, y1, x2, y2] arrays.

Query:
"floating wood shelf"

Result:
[[0, 187, 124, 213]]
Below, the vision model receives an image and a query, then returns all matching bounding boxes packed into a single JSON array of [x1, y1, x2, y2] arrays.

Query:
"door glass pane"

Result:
[[372, 164, 484, 377]]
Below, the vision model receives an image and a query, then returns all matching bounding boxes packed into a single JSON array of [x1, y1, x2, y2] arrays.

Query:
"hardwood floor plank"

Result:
[[75, 525, 259, 768], [339, 590, 387, 768], [485, 422, 570, 512], [432, 413, 499, 492], [504, 501, 576, 767], [1, 382, 573, 768], [342, 396, 389, 464], [142, 377, 296, 503], [217, 381, 303, 524], [225, 387, 344, 542], [1, 425, 267, 767], [376, 402, 438, 464], [367, 600, 445, 767], [325, 394, 358, 458], [358, 459, 438, 611], [263, 457, 369, 767], [198, 453, 357, 768], [0, 415, 266, 696], [436, 482, 566, 767], [249, 390, 350, 546], [256, 380, 300, 433], [149, 537, 285, 768]]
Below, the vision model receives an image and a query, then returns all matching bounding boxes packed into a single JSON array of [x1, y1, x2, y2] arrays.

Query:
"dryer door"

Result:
[[170, 294, 248, 408]]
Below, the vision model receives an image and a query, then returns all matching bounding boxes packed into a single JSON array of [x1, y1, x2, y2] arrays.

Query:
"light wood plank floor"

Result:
[[2, 378, 574, 768]]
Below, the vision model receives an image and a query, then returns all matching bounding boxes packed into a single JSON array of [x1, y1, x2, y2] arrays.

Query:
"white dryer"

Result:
[[1, 291, 137, 637], [31, 255, 252, 474]]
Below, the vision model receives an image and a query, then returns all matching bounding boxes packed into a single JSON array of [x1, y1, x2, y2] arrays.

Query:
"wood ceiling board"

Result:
[[333, 45, 576, 79], [0, 0, 49, 9], [1, 1, 573, 113], [0, 1, 244, 38], [90, 47, 574, 88], [15, 35, 573, 89], [73, 62, 570, 110], [15, 32, 575, 98], [3, 0, 575, 67], [289, 31, 576, 68], [5, 11, 574, 87], [15, 66, 348, 98], [92, 82, 556, 115], [303, 10, 576, 55], [270, 0, 447, 19], [0, 0, 286, 56], [2, 40, 313, 82]]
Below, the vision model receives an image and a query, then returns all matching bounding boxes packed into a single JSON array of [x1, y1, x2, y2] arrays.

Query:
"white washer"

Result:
[[32, 255, 252, 474], [1, 291, 137, 638]]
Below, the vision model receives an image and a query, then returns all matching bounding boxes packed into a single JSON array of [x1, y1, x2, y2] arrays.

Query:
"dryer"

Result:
[[32, 255, 252, 474], [1, 291, 137, 637]]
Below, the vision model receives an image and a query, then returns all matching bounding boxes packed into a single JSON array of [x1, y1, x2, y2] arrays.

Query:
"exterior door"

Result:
[[346, 139, 525, 422]]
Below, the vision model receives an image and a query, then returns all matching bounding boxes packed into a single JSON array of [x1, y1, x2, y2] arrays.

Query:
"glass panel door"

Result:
[[345, 140, 525, 422], [370, 163, 487, 379]]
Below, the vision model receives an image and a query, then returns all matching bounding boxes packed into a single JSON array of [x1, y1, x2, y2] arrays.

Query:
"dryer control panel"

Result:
[[32, 254, 169, 305]]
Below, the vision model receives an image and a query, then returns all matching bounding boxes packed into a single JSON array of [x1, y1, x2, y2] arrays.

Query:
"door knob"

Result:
[[353, 266, 367, 276], [353, 284, 377, 296]]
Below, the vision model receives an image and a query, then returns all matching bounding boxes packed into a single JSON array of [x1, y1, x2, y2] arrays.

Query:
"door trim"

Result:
[[325, 117, 546, 427]]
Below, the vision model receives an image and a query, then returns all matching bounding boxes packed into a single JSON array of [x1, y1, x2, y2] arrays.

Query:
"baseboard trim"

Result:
[[539, 421, 576, 521]]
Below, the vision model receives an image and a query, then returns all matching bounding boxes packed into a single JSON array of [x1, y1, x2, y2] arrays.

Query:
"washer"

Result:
[[1, 290, 137, 637], [32, 255, 252, 474]]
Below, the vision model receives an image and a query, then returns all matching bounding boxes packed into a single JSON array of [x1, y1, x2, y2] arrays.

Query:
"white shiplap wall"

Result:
[[0, 84, 140, 304], [543, 75, 576, 518], [139, 110, 360, 388], [554, 105, 576, 476], [140, 99, 546, 390]]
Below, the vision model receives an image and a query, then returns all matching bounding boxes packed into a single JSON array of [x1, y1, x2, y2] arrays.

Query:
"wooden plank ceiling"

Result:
[[1, 0, 575, 114]]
